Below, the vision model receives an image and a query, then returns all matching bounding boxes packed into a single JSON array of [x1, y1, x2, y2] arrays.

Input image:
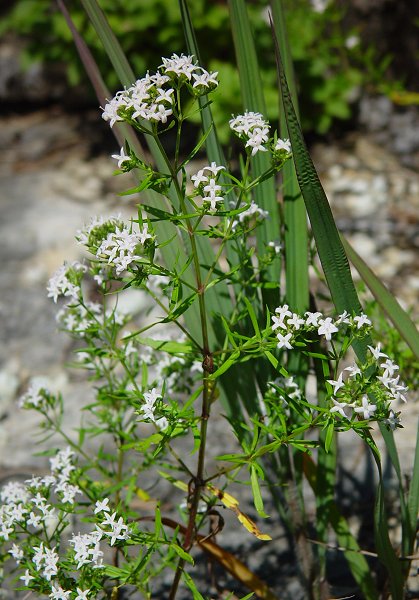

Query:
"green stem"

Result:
[[153, 128, 214, 599]]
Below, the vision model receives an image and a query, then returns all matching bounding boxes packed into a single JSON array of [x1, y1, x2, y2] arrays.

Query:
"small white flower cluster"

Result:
[[191, 162, 225, 212], [69, 531, 103, 570], [1, 453, 134, 596], [229, 111, 270, 156], [161, 53, 218, 92], [327, 344, 408, 426], [140, 388, 169, 430], [47, 261, 86, 304], [55, 300, 104, 336], [310, 0, 329, 13], [19, 380, 48, 410], [97, 223, 153, 276], [272, 305, 372, 349], [274, 138, 291, 153], [0, 448, 83, 544], [102, 54, 218, 128], [77, 215, 155, 282], [32, 543, 60, 582], [49, 448, 82, 505], [268, 376, 302, 417], [94, 500, 131, 546], [231, 200, 269, 231], [0, 449, 81, 548]]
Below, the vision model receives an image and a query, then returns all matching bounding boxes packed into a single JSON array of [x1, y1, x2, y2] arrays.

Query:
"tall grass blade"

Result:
[[178, 0, 260, 421], [361, 432, 404, 597], [228, 0, 281, 298], [78, 0, 235, 345], [407, 422, 419, 557], [379, 423, 416, 578], [57, 0, 147, 173], [343, 237, 419, 359], [178, 0, 226, 175], [270, 0, 308, 314], [303, 455, 379, 599], [270, 18, 369, 361]]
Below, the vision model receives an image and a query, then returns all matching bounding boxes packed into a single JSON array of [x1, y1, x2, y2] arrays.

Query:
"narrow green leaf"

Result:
[[136, 337, 194, 354], [172, 543, 194, 565], [244, 297, 261, 338], [360, 431, 404, 598], [303, 455, 379, 600], [228, 0, 281, 298], [250, 464, 269, 518], [271, 19, 370, 363], [210, 350, 241, 379], [407, 422, 419, 554], [343, 236, 419, 359], [378, 423, 415, 576], [270, 0, 308, 314]]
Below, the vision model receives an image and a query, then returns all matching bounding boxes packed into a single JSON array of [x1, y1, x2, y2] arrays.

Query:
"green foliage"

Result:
[[1, 2, 417, 599], [0, 0, 394, 135]]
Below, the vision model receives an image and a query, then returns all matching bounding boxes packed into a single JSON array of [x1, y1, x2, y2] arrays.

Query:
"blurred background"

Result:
[[0, 0, 418, 505]]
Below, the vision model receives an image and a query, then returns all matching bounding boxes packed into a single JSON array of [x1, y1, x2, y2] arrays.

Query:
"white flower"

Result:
[[384, 410, 401, 430], [192, 71, 219, 89], [9, 543, 24, 563], [318, 317, 339, 341], [275, 138, 291, 152], [380, 359, 399, 378], [275, 304, 292, 319], [111, 147, 130, 169], [336, 310, 351, 325], [330, 399, 351, 419], [20, 569, 35, 586], [327, 373, 345, 395], [69, 531, 103, 569], [47, 262, 85, 303], [277, 332, 293, 350], [230, 111, 270, 156], [100, 512, 130, 546], [160, 53, 196, 80], [268, 240, 282, 254], [305, 311, 323, 327], [97, 224, 151, 275], [75, 588, 91, 600], [286, 313, 305, 330], [27, 511, 43, 528], [310, 0, 329, 13], [203, 162, 225, 176], [345, 35, 359, 49], [50, 585, 71, 600], [368, 343, 388, 361], [143, 388, 161, 407], [353, 314, 372, 329], [203, 178, 222, 196], [155, 416, 169, 431], [344, 364, 361, 378], [191, 169, 208, 187], [354, 395, 377, 420], [155, 87, 174, 104], [94, 498, 111, 514], [0, 480, 30, 504], [19, 381, 47, 409], [231, 200, 268, 229]]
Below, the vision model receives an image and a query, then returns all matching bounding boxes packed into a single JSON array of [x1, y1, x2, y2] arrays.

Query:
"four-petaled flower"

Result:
[[111, 147, 130, 169], [354, 396, 377, 420], [317, 317, 339, 341], [277, 332, 293, 350]]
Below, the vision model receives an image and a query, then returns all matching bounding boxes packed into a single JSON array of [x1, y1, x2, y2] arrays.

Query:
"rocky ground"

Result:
[[0, 104, 418, 598]]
